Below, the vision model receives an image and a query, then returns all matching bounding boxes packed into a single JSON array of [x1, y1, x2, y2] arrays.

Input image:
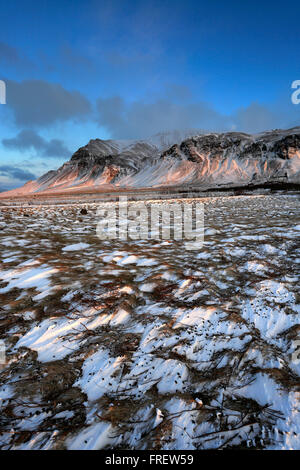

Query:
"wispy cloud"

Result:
[[0, 42, 33, 70]]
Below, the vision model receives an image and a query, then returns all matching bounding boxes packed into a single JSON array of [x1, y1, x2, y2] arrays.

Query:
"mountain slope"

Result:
[[1, 127, 300, 197]]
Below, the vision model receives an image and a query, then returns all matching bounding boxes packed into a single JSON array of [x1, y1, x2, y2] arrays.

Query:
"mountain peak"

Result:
[[1, 127, 300, 198]]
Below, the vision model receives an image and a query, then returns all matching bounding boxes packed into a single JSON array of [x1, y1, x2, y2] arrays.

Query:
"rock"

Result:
[[1, 127, 300, 197]]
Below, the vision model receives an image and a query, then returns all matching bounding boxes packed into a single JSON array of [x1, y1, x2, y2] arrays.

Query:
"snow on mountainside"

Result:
[[1, 127, 300, 197]]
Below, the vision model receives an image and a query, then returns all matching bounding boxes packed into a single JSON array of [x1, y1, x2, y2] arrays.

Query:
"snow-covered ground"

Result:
[[0, 194, 299, 450]]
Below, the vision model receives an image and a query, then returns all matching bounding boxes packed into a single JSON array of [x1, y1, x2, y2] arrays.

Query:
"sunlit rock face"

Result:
[[2, 127, 300, 196], [158, 128, 300, 188], [35, 140, 160, 192]]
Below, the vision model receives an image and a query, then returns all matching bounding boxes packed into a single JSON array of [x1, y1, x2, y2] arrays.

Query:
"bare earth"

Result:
[[0, 193, 299, 450]]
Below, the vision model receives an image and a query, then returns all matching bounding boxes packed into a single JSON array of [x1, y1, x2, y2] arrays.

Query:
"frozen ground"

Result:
[[0, 194, 299, 450]]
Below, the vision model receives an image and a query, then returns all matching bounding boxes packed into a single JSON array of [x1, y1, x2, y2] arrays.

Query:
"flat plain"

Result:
[[0, 193, 299, 450]]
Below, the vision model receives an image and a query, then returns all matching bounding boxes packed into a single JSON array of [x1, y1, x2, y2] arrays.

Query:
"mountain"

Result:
[[1, 127, 300, 197]]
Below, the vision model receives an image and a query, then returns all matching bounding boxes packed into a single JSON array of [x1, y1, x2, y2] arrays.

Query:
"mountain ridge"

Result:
[[1, 127, 300, 197]]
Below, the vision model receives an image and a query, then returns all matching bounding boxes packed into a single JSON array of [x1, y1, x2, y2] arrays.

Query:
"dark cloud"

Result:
[[2, 129, 71, 158], [96, 96, 230, 139], [233, 103, 277, 134], [0, 165, 36, 181], [0, 42, 29, 66], [96, 93, 300, 138], [0, 42, 20, 63], [7, 79, 91, 127]]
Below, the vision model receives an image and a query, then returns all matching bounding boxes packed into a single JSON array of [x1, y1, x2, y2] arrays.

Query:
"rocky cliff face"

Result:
[[155, 128, 300, 189], [2, 127, 300, 197], [36, 139, 160, 191]]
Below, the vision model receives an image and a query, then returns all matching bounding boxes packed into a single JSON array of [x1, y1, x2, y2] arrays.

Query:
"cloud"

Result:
[[6, 79, 91, 127], [96, 96, 230, 139], [0, 42, 32, 69], [2, 129, 71, 158], [0, 42, 20, 63], [0, 165, 36, 181], [96, 91, 300, 139], [233, 103, 277, 134], [60, 45, 95, 71], [163, 84, 193, 102]]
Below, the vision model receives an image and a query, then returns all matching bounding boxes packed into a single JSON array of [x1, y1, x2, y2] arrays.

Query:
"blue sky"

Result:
[[0, 0, 300, 189]]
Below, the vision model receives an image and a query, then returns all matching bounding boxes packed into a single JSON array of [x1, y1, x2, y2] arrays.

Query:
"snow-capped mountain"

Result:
[[1, 127, 300, 197]]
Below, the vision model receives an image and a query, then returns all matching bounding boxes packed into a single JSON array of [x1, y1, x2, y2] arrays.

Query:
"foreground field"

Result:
[[0, 194, 299, 450]]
